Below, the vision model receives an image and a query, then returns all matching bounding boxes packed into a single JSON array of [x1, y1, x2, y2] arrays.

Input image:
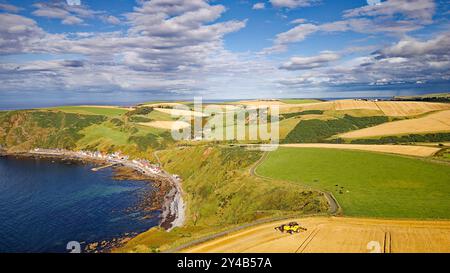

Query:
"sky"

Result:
[[0, 0, 449, 107]]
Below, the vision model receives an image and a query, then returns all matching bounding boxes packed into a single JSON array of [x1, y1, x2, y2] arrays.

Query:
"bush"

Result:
[[283, 115, 388, 143], [129, 116, 153, 123], [126, 107, 153, 117], [0, 111, 106, 149], [110, 118, 124, 126], [350, 133, 450, 144], [280, 110, 324, 120], [128, 132, 173, 151]]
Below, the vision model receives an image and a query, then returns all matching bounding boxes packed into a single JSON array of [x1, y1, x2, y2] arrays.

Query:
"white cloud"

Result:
[[0, 13, 45, 54], [101, 15, 121, 25], [0, 0, 447, 99], [0, 0, 257, 96], [344, 0, 436, 24], [270, 0, 320, 9], [280, 52, 341, 70], [367, 0, 381, 6], [66, 0, 81, 6], [32, 1, 118, 26], [264, 0, 436, 54], [252, 3, 265, 10], [291, 18, 307, 24], [278, 31, 450, 89], [377, 33, 450, 58], [263, 23, 318, 53], [0, 3, 21, 13]]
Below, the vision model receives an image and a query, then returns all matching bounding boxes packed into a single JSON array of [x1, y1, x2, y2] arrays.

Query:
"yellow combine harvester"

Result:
[[274, 222, 307, 235]]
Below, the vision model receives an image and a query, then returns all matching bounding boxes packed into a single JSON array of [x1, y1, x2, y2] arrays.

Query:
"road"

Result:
[[249, 150, 341, 215], [153, 150, 186, 230]]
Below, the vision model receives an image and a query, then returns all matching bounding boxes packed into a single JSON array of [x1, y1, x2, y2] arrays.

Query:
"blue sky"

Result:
[[0, 0, 449, 107]]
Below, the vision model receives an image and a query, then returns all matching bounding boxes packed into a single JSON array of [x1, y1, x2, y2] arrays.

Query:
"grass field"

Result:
[[257, 147, 450, 219], [147, 109, 177, 121], [47, 106, 129, 116]]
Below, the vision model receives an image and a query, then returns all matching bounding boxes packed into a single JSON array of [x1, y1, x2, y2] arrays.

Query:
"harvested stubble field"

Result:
[[338, 110, 450, 139], [270, 99, 450, 116], [332, 100, 450, 116], [182, 217, 450, 253], [280, 143, 441, 157], [333, 100, 381, 111], [138, 120, 190, 130], [154, 107, 207, 117], [375, 101, 450, 116]]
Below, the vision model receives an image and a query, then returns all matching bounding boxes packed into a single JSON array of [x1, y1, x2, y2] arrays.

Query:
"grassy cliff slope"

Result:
[[117, 146, 329, 252]]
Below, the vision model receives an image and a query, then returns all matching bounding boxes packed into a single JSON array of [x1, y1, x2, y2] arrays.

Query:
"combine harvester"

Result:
[[275, 222, 307, 235]]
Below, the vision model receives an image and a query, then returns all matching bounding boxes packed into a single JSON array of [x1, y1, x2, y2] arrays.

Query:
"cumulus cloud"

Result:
[[32, 1, 118, 25], [0, 3, 21, 13], [0, 0, 253, 95], [291, 18, 307, 24], [66, 0, 81, 6], [264, 0, 436, 54], [0, 13, 45, 54], [264, 23, 318, 53], [252, 3, 265, 10], [270, 0, 320, 9], [101, 15, 120, 25], [377, 33, 450, 58], [280, 52, 341, 70], [344, 0, 436, 24], [118, 0, 246, 73], [0, 0, 448, 99], [278, 31, 450, 89]]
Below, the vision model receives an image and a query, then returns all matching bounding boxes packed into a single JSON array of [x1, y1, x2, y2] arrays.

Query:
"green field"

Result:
[[47, 106, 129, 116], [147, 110, 177, 121], [257, 147, 450, 219], [118, 146, 328, 252]]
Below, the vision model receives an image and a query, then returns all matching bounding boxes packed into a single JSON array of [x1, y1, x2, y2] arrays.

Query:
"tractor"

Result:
[[274, 221, 307, 235]]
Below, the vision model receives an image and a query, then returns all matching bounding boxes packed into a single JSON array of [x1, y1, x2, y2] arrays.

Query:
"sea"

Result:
[[0, 155, 160, 253]]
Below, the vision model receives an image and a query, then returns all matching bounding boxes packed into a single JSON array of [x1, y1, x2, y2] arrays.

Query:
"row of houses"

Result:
[[31, 148, 163, 176]]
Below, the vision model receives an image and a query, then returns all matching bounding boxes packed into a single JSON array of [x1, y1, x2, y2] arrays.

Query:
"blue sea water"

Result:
[[0, 155, 160, 253]]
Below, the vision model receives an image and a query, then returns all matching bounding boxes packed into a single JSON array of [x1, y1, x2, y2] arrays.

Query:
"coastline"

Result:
[[0, 148, 185, 245]]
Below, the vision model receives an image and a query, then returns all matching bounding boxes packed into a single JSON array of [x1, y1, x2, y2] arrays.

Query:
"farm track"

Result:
[[249, 150, 341, 215], [178, 144, 450, 253]]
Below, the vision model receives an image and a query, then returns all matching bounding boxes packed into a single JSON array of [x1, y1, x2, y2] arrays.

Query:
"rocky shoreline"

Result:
[[0, 149, 185, 252]]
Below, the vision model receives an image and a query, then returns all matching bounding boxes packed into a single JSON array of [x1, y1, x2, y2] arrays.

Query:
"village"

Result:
[[29, 148, 185, 230], [30, 148, 169, 177]]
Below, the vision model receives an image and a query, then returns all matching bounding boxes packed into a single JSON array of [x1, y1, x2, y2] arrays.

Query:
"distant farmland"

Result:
[[46, 106, 130, 116], [338, 110, 450, 139], [257, 147, 450, 219]]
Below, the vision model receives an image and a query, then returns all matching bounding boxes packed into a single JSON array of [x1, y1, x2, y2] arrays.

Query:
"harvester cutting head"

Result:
[[274, 222, 307, 235]]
